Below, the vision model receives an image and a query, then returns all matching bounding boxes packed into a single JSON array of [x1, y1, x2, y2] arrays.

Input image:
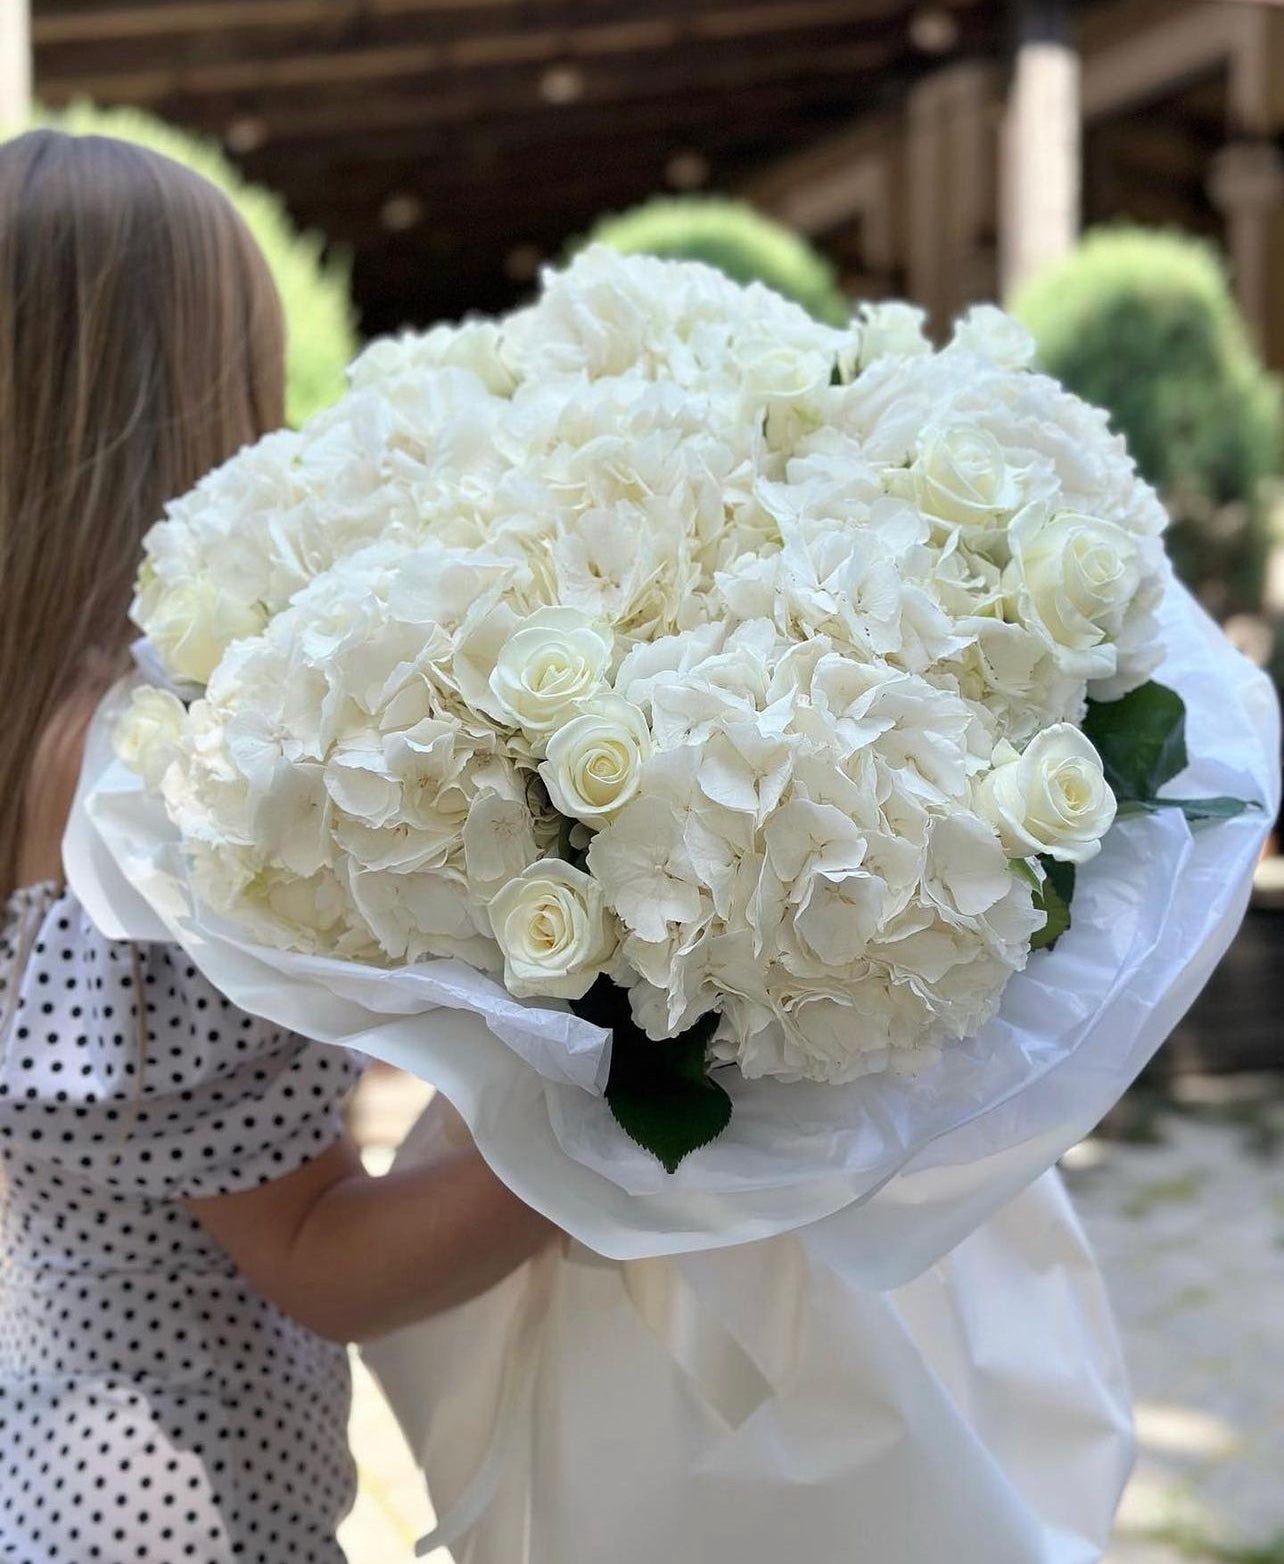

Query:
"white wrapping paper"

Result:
[[368, 1099, 1134, 1564], [66, 583, 1279, 1277], [65, 582, 1276, 1563]]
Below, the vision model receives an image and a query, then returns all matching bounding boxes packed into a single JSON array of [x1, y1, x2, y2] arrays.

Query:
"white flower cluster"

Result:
[[121, 248, 1169, 1084]]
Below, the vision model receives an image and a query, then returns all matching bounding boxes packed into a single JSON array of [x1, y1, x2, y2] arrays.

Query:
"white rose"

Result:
[[1006, 508, 1144, 678], [949, 305, 1037, 371], [138, 575, 265, 685], [977, 726, 1117, 864], [489, 859, 617, 1000], [113, 686, 186, 787], [913, 425, 1024, 529], [538, 697, 651, 825], [488, 607, 614, 737], [856, 302, 931, 367]]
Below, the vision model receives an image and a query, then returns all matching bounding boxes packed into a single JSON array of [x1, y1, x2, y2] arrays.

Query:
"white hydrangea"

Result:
[[160, 538, 549, 968], [124, 247, 1172, 1085]]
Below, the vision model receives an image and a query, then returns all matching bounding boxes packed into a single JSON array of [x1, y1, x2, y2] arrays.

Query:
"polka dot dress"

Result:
[[0, 883, 360, 1563]]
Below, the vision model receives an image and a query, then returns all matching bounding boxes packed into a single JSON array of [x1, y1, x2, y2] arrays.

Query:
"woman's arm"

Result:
[[35, 689, 553, 1343], [185, 1134, 555, 1343]]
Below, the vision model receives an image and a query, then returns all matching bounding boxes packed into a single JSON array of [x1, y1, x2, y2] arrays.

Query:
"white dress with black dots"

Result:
[[0, 883, 361, 1564]]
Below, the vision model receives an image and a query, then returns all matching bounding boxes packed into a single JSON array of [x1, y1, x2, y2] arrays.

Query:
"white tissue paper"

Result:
[[66, 582, 1279, 1562]]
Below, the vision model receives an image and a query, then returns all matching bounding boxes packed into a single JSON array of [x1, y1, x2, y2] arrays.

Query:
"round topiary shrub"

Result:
[[18, 103, 357, 426], [1013, 226, 1283, 615], [587, 195, 850, 325]]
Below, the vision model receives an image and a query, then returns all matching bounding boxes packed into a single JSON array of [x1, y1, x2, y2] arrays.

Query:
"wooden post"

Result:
[[0, 0, 32, 127], [1076, 0, 1284, 366], [1216, 5, 1284, 372], [1210, 141, 1284, 373], [1000, 0, 1080, 299], [907, 61, 1001, 336]]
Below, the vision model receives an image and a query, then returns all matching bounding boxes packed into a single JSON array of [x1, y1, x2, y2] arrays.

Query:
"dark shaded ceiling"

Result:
[[33, 0, 1010, 333]]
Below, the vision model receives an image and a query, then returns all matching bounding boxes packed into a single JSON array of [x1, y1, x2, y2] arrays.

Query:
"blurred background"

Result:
[[3, 2, 1283, 1561]]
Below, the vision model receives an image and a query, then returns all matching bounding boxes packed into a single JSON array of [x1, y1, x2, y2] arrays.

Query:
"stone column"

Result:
[[1210, 140, 1284, 373], [1000, 0, 1081, 299], [0, 0, 32, 127]]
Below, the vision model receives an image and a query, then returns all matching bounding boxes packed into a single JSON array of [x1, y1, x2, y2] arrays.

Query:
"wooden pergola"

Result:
[[5, 0, 1284, 362], [745, 0, 1284, 363], [8, 0, 1028, 330]]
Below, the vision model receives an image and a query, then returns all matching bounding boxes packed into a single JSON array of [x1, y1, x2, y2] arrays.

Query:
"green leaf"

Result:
[[606, 1074, 733, 1176], [572, 978, 731, 1174], [1084, 684, 1258, 824], [1082, 681, 1188, 800], [1042, 856, 1077, 906], [555, 811, 579, 864], [1167, 796, 1256, 821], [1030, 856, 1076, 951], [1118, 795, 1255, 822]]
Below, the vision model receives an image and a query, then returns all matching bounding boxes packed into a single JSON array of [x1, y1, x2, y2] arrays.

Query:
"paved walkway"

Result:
[[338, 1071, 1284, 1564], [1074, 1076, 1284, 1564]]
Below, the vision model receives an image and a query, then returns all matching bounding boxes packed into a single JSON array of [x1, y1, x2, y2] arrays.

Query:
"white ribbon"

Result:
[[618, 1254, 775, 1431], [415, 1244, 775, 1556], [414, 1246, 555, 1557]]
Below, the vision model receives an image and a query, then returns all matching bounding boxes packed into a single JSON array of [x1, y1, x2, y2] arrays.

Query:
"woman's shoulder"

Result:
[[2, 881, 292, 1091], [0, 883, 360, 1197], [1, 882, 261, 1101]]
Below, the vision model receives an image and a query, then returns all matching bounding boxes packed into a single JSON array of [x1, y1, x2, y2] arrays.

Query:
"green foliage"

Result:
[[1136, 1523, 1284, 1564], [573, 976, 730, 1174], [1030, 859, 1075, 951], [1028, 682, 1254, 956], [1013, 226, 1283, 612], [1083, 681, 1189, 802], [1081, 681, 1253, 824], [17, 103, 357, 425], [587, 195, 850, 325]]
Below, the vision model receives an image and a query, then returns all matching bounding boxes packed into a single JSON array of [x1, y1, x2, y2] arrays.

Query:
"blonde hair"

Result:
[[0, 129, 285, 896]]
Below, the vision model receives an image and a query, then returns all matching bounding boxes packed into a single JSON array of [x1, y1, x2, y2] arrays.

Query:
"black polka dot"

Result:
[[0, 883, 359, 1559]]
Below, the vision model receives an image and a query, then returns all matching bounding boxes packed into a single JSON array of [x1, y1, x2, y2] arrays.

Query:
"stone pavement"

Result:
[[1074, 1076, 1284, 1564], [339, 1069, 439, 1564], [338, 1069, 1284, 1564]]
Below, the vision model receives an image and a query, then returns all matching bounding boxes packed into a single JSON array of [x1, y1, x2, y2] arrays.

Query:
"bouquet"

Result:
[[72, 249, 1278, 1563]]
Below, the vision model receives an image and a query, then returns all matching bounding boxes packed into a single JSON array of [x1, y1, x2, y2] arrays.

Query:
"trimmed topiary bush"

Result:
[[587, 195, 850, 325], [18, 103, 357, 425], [1013, 226, 1283, 614]]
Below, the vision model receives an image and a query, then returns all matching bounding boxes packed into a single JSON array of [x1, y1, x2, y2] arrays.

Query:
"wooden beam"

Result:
[[234, 73, 874, 183], [41, 35, 900, 142], [33, 0, 531, 47], [1081, 2, 1238, 121], [742, 112, 905, 279], [34, 0, 905, 90], [745, 113, 900, 208], [32, 0, 908, 46], [1, 0, 32, 124], [1229, 2, 1284, 134], [695, 0, 901, 41], [1081, 2, 1284, 134], [36, 6, 906, 104]]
